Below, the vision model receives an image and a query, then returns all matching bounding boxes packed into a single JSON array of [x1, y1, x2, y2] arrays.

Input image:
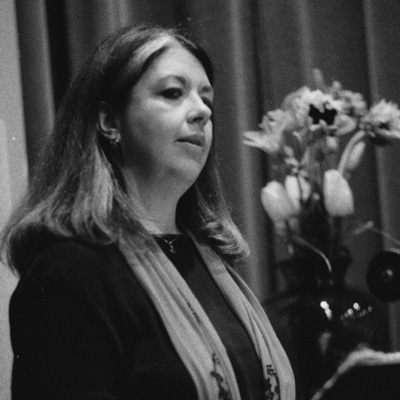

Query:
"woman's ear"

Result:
[[98, 101, 121, 141]]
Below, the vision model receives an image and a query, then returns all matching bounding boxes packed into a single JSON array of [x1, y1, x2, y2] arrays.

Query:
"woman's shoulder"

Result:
[[14, 234, 136, 305], [28, 235, 123, 277]]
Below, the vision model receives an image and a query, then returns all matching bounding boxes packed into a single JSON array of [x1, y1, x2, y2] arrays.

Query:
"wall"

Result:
[[0, 0, 29, 398]]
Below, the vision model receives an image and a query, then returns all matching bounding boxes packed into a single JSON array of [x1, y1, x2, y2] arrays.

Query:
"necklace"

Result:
[[158, 235, 180, 253]]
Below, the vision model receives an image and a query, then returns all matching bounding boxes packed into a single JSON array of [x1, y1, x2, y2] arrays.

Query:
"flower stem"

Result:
[[293, 234, 333, 275], [338, 130, 366, 175], [329, 217, 342, 265], [353, 220, 400, 248], [285, 220, 295, 256]]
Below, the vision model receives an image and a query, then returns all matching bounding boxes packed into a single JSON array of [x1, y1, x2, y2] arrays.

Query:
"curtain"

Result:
[[3, 4, 400, 394], [11, 0, 400, 346], [364, 0, 400, 352], [2, 0, 400, 398]]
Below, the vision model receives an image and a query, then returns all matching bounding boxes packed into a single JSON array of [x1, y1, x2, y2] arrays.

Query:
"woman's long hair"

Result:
[[1, 25, 249, 275]]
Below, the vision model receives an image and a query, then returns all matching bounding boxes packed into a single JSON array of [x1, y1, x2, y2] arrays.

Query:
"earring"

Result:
[[109, 137, 120, 151]]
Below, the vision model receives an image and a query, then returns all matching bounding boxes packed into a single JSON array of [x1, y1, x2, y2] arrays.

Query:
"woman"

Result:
[[2, 25, 295, 399]]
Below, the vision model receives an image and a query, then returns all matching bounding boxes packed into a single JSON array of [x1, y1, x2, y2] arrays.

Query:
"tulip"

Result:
[[261, 181, 295, 223], [344, 140, 366, 173], [326, 136, 339, 153], [284, 175, 311, 214], [337, 130, 366, 175], [323, 169, 354, 217]]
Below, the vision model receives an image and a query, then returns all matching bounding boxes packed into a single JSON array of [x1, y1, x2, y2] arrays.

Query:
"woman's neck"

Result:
[[121, 168, 185, 235], [140, 212, 181, 235]]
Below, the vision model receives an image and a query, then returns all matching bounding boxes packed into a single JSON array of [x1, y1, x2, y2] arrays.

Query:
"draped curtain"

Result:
[[2, 0, 400, 397]]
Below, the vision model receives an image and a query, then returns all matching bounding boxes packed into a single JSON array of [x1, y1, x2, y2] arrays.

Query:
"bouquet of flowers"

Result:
[[243, 70, 400, 273]]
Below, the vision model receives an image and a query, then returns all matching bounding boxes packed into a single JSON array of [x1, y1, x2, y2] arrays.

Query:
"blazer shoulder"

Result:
[[31, 237, 124, 276], [14, 236, 135, 304]]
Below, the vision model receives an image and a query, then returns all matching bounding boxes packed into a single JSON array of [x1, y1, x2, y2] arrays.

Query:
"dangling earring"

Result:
[[109, 137, 120, 151]]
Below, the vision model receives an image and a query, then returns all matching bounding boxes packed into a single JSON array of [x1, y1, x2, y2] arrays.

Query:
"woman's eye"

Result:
[[161, 88, 183, 99]]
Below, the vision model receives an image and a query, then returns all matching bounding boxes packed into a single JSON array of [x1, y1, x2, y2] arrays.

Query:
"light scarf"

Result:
[[118, 234, 295, 400]]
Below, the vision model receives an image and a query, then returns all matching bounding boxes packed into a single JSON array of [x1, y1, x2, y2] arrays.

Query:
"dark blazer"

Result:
[[10, 237, 198, 400], [9, 235, 265, 400]]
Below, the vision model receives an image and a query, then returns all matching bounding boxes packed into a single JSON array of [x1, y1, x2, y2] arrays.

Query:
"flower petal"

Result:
[[362, 99, 400, 142], [335, 114, 358, 136], [345, 140, 366, 173], [261, 181, 296, 222], [284, 175, 311, 214], [243, 110, 289, 155], [323, 170, 354, 217]]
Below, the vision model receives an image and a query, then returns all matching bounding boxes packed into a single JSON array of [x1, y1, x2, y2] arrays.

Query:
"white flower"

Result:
[[243, 109, 289, 155], [323, 170, 354, 217], [293, 88, 342, 129], [334, 114, 358, 136], [362, 99, 400, 141], [281, 86, 312, 129], [301, 89, 336, 113], [326, 136, 339, 153], [284, 175, 311, 214], [261, 181, 295, 223], [336, 90, 368, 117], [344, 140, 366, 173]]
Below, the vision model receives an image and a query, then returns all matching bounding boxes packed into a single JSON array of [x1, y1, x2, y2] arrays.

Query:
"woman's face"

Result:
[[117, 44, 214, 189]]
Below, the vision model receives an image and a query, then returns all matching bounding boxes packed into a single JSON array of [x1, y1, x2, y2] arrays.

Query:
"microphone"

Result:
[[367, 249, 400, 302]]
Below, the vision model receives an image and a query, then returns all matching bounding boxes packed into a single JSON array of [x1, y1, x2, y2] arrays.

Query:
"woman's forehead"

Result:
[[150, 46, 209, 77], [133, 43, 212, 93]]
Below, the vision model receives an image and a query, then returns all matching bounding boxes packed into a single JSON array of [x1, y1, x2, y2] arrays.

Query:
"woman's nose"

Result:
[[187, 94, 212, 125]]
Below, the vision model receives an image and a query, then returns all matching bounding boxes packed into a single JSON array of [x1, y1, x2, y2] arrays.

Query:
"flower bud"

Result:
[[323, 169, 354, 217], [284, 175, 311, 214], [344, 140, 366, 173], [326, 136, 339, 153], [261, 181, 295, 223]]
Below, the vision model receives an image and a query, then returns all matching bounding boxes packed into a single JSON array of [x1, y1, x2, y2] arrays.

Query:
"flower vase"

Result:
[[263, 251, 381, 400]]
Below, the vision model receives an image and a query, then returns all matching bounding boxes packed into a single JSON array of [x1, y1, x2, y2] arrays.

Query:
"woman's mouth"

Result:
[[177, 134, 205, 147]]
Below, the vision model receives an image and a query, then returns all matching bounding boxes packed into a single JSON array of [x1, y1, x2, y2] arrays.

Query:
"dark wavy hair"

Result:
[[1, 25, 249, 275]]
